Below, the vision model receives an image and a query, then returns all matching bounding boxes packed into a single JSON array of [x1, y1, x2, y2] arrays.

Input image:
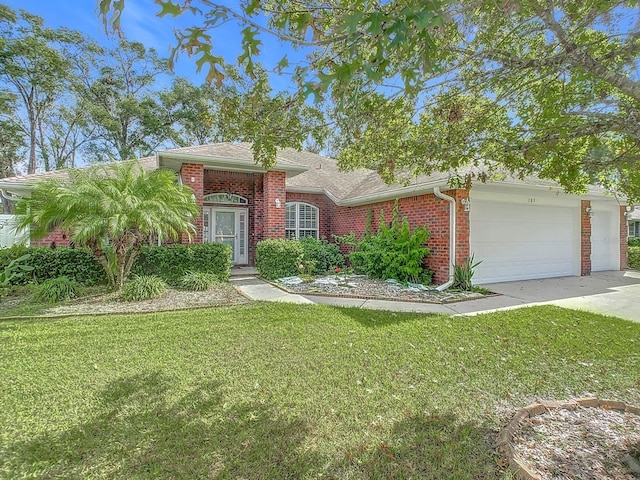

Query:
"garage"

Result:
[[590, 205, 620, 272], [469, 198, 580, 284]]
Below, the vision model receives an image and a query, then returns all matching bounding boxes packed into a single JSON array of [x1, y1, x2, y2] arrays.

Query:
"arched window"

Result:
[[285, 202, 318, 239], [203, 193, 248, 204]]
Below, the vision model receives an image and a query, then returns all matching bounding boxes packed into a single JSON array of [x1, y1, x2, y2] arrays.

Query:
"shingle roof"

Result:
[[0, 156, 157, 187], [0, 143, 622, 204]]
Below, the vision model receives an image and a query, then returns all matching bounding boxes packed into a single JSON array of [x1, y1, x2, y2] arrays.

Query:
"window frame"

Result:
[[285, 202, 319, 240]]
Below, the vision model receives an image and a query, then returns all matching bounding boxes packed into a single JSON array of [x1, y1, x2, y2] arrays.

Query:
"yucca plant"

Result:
[[179, 271, 219, 291], [452, 254, 482, 291], [121, 275, 167, 302]]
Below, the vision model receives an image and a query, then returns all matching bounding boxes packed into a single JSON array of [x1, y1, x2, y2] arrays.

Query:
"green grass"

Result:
[[0, 285, 104, 317], [1, 304, 639, 479]]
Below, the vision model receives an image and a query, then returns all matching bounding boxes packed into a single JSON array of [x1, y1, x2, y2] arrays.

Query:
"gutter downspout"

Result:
[[433, 186, 455, 291]]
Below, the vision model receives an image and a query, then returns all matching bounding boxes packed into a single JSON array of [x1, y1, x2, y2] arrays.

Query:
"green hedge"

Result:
[[0, 245, 106, 286], [256, 239, 304, 280], [256, 238, 345, 280], [300, 237, 344, 275], [132, 243, 232, 284], [629, 246, 640, 270]]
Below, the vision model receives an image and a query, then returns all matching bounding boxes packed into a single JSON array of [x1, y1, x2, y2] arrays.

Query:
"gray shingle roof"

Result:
[[0, 143, 623, 204], [0, 156, 157, 187]]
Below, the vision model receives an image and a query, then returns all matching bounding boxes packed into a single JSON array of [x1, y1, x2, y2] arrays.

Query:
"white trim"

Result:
[[203, 193, 248, 204]]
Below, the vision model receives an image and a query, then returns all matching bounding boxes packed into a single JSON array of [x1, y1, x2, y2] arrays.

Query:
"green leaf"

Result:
[[155, 0, 183, 18]]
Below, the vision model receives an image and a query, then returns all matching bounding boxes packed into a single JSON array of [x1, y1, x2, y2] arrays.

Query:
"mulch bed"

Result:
[[3, 284, 250, 318], [504, 401, 640, 479], [276, 274, 490, 304]]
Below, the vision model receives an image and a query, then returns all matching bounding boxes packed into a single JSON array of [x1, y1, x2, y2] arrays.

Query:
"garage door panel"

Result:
[[470, 201, 579, 284], [591, 209, 619, 271]]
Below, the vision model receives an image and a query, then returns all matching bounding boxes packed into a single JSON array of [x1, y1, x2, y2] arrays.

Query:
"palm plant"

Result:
[[16, 161, 198, 290]]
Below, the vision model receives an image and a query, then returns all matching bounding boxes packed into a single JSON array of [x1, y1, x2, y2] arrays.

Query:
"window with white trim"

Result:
[[285, 202, 318, 239], [203, 193, 248, 204]]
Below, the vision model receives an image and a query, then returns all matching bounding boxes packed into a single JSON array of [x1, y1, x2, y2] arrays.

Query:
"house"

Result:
[[0, 143, 629, 285]]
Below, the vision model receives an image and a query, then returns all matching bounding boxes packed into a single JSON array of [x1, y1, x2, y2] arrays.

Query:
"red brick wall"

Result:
[[454, 190, 470, 265], [262, 171, 286, 239], [620, 206, 628, 269], [581, 200, 591, 275], [289, 190, 467, 285], [31, 228, 71, 247], [180, 163, 204, 244]]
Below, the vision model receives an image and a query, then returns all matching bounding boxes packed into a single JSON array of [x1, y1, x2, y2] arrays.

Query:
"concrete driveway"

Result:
[[474, 270, 640, 322], [234, 270, 640, 322]]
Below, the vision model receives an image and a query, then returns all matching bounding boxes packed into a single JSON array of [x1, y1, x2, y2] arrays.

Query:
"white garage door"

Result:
[[591, 208, 619, 271], [470, 201, 579, 284]]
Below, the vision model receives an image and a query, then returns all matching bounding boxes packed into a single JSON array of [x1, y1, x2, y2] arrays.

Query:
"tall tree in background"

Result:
[[0, 90, 24, 213], [100, 0, 640, 200], [79, 41, 174, 162], [159, 78, 224, 147], [0, 4, 84, 174]]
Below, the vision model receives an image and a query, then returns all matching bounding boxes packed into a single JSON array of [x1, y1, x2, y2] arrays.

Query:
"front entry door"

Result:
[[203, 207, 248, 264]]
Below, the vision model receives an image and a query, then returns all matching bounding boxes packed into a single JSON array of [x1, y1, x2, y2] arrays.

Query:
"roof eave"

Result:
[[159, 152, 309, 176]]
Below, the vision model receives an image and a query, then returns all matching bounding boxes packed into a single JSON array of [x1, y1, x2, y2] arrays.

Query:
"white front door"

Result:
[[203, 207, 248, 264]]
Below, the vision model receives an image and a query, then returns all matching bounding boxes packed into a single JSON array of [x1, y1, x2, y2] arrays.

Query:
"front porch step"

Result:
[[230, 266, 258, 278]]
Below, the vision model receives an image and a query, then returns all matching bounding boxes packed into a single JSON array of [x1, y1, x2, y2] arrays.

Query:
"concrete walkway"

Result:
[[231, 270, 640, 322]]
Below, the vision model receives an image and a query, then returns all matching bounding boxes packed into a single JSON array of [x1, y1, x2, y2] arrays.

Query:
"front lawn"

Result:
[[1, 304, 638, 479]]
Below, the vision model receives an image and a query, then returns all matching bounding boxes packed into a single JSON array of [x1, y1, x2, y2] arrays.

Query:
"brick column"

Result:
[[620, 206, 628, 270], [262, 171, 286, 239], [580, 200, 591, 276], [454, 189, 470, 265], [180, 163, 204, 244]]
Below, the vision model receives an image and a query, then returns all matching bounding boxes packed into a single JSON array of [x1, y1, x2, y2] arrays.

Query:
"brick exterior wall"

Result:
[[453, 190, 471, 265], [262, 171, 286, 239], [31, 228, 70, 247], [289, 190, 469, 285], [581, 200, 591, 276], [620, 206, 628, 269], [180, 163, 204, 244]]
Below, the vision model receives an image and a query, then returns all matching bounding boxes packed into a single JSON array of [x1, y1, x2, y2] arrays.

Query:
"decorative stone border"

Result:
[[265, 278, 499, 305], [497, 398, 640, 479]]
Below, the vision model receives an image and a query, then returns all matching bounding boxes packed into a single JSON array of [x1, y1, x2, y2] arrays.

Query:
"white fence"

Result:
[[0, 215, 29, 248]]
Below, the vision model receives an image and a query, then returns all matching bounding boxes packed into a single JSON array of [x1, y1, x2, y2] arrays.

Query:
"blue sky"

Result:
[[3, 0, 301, 90]]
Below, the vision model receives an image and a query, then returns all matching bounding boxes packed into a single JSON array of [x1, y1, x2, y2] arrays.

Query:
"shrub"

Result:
[[451, 254, 482, 291], [300, 236, 344, 275], [180, 271, 219, 291], [34, 276, 80, 303], [122, 275, 167, 302], [629, 246, 640, 270], [132, 243, 232, 284], [0, 254, 34, 294], [256, 239, 304, 280], [629, 237, 640, 247], [0, 246, 105, 286], [350, 202, 431, 284]]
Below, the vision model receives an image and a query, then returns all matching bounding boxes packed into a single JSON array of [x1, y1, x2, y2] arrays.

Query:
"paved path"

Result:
[[231, 270, 640, 322]]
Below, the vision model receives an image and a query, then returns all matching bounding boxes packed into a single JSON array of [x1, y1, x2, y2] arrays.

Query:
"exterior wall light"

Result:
[[585, 207, 593, 217], [275, 198, 281, 208], [460, 198, 471, 212]]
